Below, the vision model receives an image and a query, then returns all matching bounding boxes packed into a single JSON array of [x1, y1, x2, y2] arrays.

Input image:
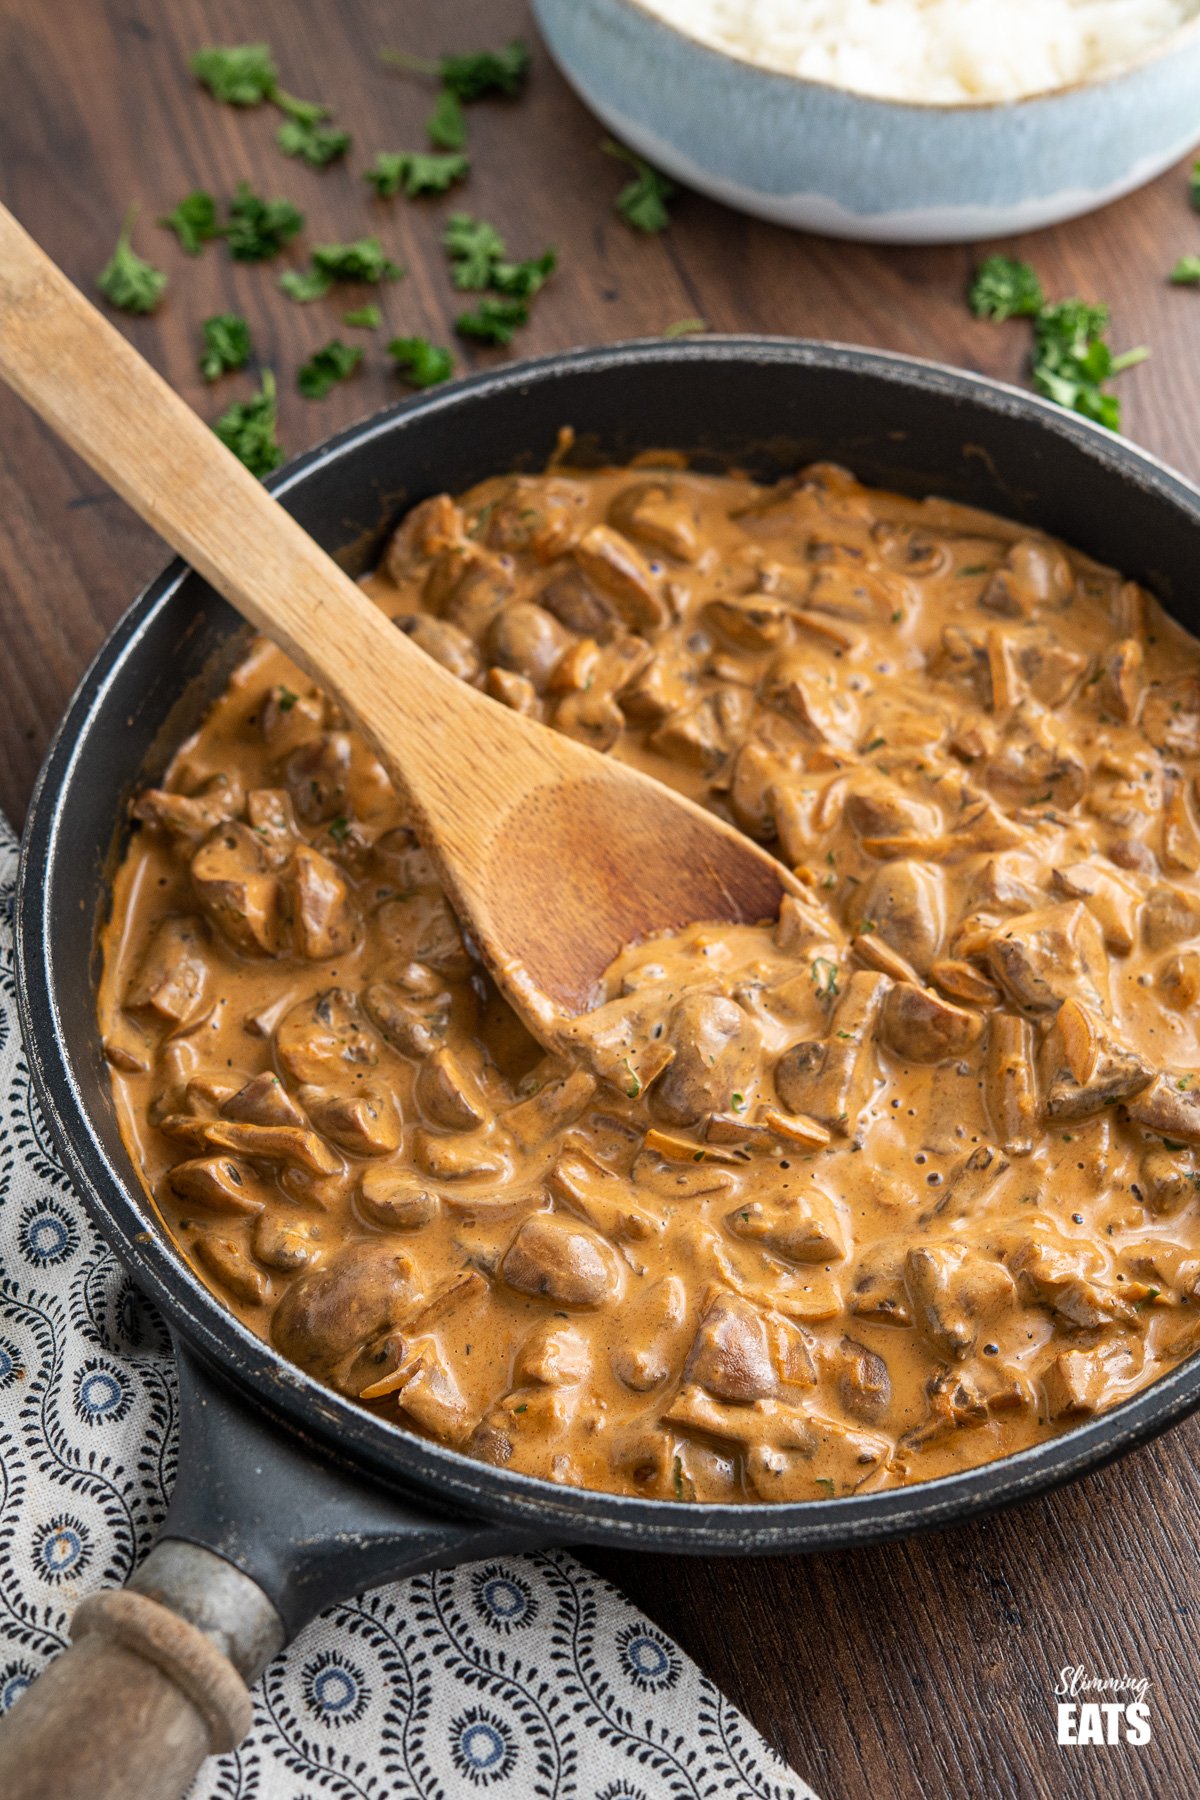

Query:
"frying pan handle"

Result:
[[0, 1554, 262, 1800], [0, 1344, 547, 1795]]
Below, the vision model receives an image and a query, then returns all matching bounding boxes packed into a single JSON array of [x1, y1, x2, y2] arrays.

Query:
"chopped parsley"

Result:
[[277, 686, 298, 711], [622, 1058, 642, 1100], [427, 88, 467, 150], [1032, 299, 1148, 431], [455, 296, 528, 345], [277, 116, 350, 167], [191, 42, 350, 163], [199, 313, 253, 382], [387, 336, 454, 388], [224, 181, 303, 262], [365, 151, 470, 199], [969, 255, 1147, 432], [190, 42, 279, 105], [730, 1091, 746, 1112], [97, 207, 167, 314], [863, 735, 887, 753], [281, 236, 404, 303], [328, 815, 351, 842], [969, 254, 1044, 321], [443, 212, 507, 289], [442, 214, 554, 346], [1170, 256, 1200, 286], [380, 39, 532, 102], [811, 956, 840, 1000], [343, 305, 382, 329], [1191, 158, 1200, 210], [603, 139, 675, 233], [158, 189, 221, 255], [213, 370, 284, 477], [279, 268, 335, 303], [297, 339, 363, 399], [314, 235, 404, 283], [663, 316, 708, 338]]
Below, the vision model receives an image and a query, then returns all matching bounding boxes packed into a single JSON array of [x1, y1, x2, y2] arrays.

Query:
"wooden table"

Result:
[[2, 4, 1198, 1795]]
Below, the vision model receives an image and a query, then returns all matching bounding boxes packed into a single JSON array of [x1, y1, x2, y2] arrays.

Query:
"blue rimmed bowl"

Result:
[[533, 0, 1200, 242]]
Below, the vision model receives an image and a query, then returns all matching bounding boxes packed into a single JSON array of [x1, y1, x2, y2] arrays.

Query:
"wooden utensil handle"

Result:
[[0, 1589, 252, 1800], [0, 199, 474, 786]]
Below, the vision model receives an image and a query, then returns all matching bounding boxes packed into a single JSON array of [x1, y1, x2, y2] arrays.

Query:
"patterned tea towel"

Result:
[[0, 815, 818, 1800]]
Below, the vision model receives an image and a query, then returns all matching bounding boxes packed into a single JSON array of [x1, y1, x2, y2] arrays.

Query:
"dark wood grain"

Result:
[[1, 4, 1198, 1795]]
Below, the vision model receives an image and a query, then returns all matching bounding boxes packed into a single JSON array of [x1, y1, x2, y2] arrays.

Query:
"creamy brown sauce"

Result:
[[99, 457, 1200, 1503]]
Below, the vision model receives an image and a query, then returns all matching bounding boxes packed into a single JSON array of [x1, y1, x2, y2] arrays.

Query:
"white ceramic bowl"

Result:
[[533, 0, 1200, 242]]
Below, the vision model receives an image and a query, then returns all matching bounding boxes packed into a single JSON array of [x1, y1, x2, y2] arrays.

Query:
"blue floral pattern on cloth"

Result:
[[0, 816, 818, 1799]]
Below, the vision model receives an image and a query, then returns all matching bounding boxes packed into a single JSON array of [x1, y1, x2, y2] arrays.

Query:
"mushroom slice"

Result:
[[290, 844, 360, 960], [191, 823, 283, 956], [856, 859, 945, 976], [193, 1231, 272, 1308], [415, 1045, 491, 1132], [358, 1166, 440, 1230], [828, 1336, 892, 1424], [166, 1155, 268, 1216], [773, 971, 890, 1134], [300, 1087, 401, 1158], [515, 1318, 592, 1389], [500, 1213, 621, 1308], [681, 1291, 777, 1403], [252, 1213, 322, 1272], [1138, 1146, 1200, 1217], [222, 1072, 306, 1129], [157, 1115, 341, 1176], [1042, 1344, 1138, 1419], [502, 1067, 597, 1150], [1040, 1001, 1153, 1122], [725, 1189, 846, 1264], [607, 480, 699, 562], [1124, 1074, 1200, 1147], [651, 993, 760, 1129], [905, 1243, 1016, 1358], [1097, 637, 1143, 722], [881, 984, 983, 1065], [131, 776, 243, 847], [573, 524, 670, 631], [124, 917, 209, 1023], [383, 1343, 473, 1445], [1142, 882, 1200, 951], [546, 1147, 664, 1243], [1142, 674, 1200, 757], [985, 1012, 1037, 1155], [1007, 1232, 1137, 1328], [986, 902, 1110, 1016], [363, 980, 448, 1060], [930, 959, 999, 1006], [1051, 861, 1142, 952], [275, 990, 379, 1088], [271, 1242, 421, 1391]]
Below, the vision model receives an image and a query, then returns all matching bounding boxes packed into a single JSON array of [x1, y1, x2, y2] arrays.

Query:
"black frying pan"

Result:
[[9, 339, 1200, 1797]]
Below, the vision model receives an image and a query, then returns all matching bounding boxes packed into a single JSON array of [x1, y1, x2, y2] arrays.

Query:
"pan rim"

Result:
[[17, 333, 1200, 1553]]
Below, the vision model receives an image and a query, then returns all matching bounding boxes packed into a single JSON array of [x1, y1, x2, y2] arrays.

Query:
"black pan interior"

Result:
[[18, 337, 1200, 1554]]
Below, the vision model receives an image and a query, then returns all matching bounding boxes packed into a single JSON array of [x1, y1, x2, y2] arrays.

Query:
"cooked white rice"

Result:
[[637, 0, 1199, 101]]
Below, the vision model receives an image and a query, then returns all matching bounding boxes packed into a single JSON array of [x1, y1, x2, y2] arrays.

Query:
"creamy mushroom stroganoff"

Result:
[[100, 455, 1200, 1504]]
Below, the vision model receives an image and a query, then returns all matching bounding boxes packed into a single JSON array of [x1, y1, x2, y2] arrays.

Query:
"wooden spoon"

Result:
[[0, 203, 792, 1043]]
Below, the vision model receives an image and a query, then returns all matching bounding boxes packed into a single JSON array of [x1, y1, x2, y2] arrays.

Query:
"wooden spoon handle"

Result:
[[0, 1589, 251, 1800], [0, 199, 478, 784]]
